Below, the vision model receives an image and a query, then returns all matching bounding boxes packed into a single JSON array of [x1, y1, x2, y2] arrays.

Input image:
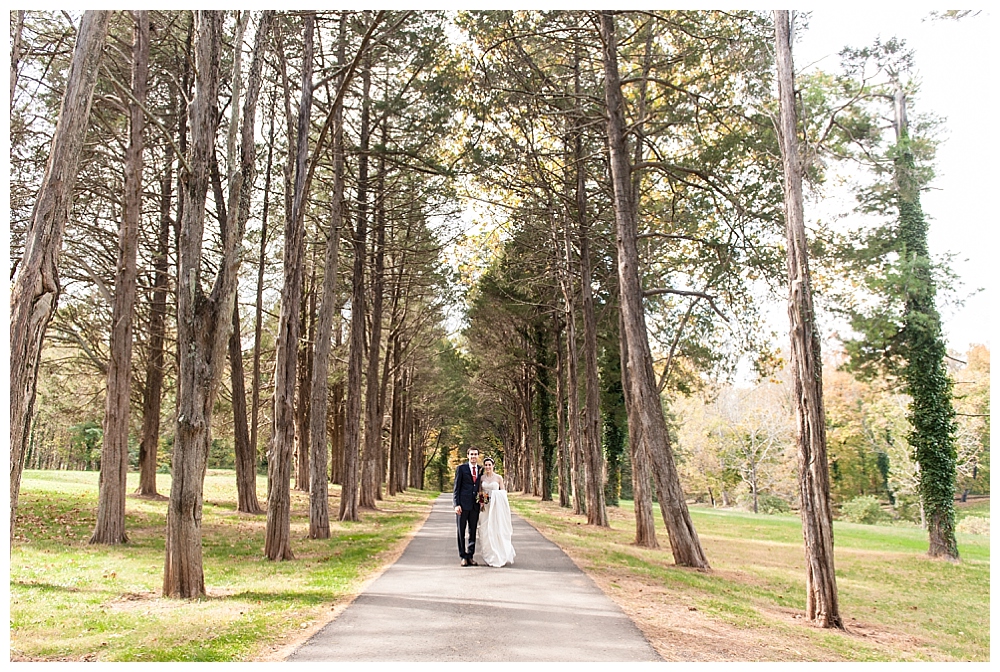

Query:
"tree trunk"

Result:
[[388, 336, 403, 496], [554, 314, 570, 508], [10, 10, 110, 542], [574, 57, 607, 525], [887, 80, 960, 562], [295, 261, 316, 491], [225, 12, 263, 516], [230, 298, 261, 513], [266, 11, 313, 560], [163, 11, 232, 598], [598, 11, 708, 569], [340, 43, 373, 523], [774, 9, 843, 627], [620, 306, 657, 547], [136, 108, 173, 499], [309, 14, 347, 539], [10, 9, 25, 109], [360, 125, 386, 509], [308, 25, 345, 534], [92, 11, 148, 546], [251, 90, 279, 475]]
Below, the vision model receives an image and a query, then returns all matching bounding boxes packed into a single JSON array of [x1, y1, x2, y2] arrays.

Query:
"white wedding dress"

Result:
[[479, 480, 515, 567]]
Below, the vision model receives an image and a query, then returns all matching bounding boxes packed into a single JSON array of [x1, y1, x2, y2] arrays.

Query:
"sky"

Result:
[[790, 8, 997, 355]]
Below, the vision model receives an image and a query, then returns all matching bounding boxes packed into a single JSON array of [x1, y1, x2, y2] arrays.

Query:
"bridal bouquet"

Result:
[[477, 490, 490, 510]]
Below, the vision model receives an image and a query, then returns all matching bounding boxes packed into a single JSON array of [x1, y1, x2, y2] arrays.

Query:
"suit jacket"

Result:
[[453, 462, 482, 512]]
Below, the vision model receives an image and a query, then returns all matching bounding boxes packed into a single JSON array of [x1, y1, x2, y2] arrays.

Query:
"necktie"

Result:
[[472, 465, 477, 481]]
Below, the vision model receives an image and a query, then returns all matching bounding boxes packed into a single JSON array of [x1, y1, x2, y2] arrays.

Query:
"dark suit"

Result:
[[453, 462, 482, 561]]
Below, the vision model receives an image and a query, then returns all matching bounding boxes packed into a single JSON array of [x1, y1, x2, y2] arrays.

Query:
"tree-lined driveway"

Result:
[[288, 493, 661, 662]]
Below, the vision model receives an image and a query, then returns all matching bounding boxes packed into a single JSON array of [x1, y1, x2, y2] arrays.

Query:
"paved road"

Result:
[[288, 493, 661, 662]]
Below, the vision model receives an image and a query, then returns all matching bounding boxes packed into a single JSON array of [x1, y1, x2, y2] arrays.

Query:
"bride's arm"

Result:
[[498, 475, 505, 490]]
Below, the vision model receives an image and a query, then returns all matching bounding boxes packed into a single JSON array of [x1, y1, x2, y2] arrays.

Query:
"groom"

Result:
[[453, 447, 482, 566]]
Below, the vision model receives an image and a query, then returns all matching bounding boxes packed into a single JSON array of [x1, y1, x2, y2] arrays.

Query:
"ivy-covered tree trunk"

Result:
[[774, 10, 843, 627], [891, 86, 959, 561]]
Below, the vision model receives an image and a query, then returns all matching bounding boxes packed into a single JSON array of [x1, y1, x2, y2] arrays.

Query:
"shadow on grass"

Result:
[[224, 590, 336, 607]]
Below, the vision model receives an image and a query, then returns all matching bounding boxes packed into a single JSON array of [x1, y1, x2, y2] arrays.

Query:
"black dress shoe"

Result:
[[461, 558, 470, 566], [468, 559, 479, 566]]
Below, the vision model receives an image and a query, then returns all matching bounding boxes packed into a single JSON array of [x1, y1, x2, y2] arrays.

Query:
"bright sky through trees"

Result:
[[792, 8, 995, 354]]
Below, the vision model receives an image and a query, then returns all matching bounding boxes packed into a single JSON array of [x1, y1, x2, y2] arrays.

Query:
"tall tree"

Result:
[[91, 10, 149, 545], [10, 10, 110, 542], [163, 9, 226, 597], [136, 87, 176, 500], [228, 11, 268, 516], [598, 10, 709, 569], [773, 9, 842, 628], [308, 12, 347, 540], [266, 11, 314, 561], [163, 9, 271, 597]]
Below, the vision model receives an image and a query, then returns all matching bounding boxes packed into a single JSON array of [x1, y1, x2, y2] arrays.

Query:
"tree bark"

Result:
[[598, 10, 708, 569], [620, 305, 657, 547], [574, 54, 608, 525], [227, 11, 264, 516], [10, 10, 110, 542], [92, 10, 148, 546], [308, 26, 345, 534], [554, 314, 571, 508], [774, 9, 842, 627], [10, 9, 25, 109], [163, 10, 232, 598], [136, 110, 174, 499], [266, 11, 313, 560], [295, 261, 316, 491], [251, 92, 278, 472], [340, 39, 373, 523], [360, 122, 386, 509]]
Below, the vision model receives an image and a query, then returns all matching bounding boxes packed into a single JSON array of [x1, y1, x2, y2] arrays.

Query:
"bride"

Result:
[[478, 457, 515, 567]]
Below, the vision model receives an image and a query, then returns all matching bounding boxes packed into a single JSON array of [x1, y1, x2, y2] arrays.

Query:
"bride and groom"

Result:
[[453, 448, 516, 568]]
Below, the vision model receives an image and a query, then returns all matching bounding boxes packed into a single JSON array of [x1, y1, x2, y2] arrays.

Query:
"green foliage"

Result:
[[818, 37, 959, 557], [600, 337, 627, 507], [755, 492, 791, 515], [839, 494, 892, 525], [68, 420, 103, 471]]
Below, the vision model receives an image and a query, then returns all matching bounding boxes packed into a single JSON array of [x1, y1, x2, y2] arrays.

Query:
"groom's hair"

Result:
[[467, 447, 478, 455]]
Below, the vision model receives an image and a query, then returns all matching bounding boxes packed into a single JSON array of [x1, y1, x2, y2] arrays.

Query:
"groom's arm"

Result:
[[453, 465, 462, 511]]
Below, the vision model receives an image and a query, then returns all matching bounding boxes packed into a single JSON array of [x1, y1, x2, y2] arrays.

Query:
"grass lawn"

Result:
[[10, 470, 989, 662], [509, 496, 989, 662], [10, 469, 437, 662]]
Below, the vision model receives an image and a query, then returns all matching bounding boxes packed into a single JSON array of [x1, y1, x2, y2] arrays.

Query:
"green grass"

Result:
[[509, 497, 989, 662], [10, 469, 437, 662]]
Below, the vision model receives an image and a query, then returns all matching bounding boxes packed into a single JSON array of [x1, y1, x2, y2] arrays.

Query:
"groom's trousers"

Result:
[[457, 507, 480, 560]]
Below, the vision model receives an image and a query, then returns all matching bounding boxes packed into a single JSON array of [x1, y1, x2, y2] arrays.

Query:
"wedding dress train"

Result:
[[479, 481, 515, 567]]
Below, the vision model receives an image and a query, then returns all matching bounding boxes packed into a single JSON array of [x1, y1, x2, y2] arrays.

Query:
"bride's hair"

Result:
[[482, 457, 494, 466]]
